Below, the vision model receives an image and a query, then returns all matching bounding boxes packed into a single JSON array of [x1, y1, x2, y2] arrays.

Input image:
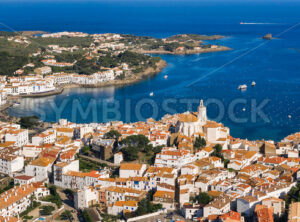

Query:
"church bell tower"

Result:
[[197, 99, 207, 124]]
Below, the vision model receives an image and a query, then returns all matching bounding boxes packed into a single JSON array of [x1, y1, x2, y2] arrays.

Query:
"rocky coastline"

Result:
[[76, 59, 167, 88], [134, 46, 231, 55]]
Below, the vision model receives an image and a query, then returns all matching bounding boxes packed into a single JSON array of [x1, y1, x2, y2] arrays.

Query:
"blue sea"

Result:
[[2, 0, 300, 141]]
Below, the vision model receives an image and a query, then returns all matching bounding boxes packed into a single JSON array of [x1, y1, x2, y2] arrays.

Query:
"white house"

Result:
[[74, 186, 99, 209], [14, 175, 35, 185], [5, 129, 28, 147], [107, 200, 138, 216], [119, 163, 147, 178], [25, 157, 56, 182], [203, 195, 232, 218], [53, 160, 80, 188], [22, 145, 44, 159], [182, 204, 202, 219], [0, 149, 24, 176], [0, 91, 7, 106], [154, 147, 194, 169], [105, 186, 146, 205], [32, 130, 56, 145], [114, 152, 123, 164], [237, 196, 260, 217]]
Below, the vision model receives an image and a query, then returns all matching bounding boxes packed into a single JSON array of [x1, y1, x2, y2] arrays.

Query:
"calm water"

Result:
[[2, 0, 300, 141]]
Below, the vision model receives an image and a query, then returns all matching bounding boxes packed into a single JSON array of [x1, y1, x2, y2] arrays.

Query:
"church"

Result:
[[175, 100, 230, 149], [176, 100, 207, 137]]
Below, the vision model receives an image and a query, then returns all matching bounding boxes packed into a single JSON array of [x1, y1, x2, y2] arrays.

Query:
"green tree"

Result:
[[194, 192, 212, 205], [104, 130, 122, 150], [42, 185, 62, 208], [224, 159, 230, 168], [40, 205, 55, 216], [147, 145, 163, 165], [285, 183, 300, 210], [104, 130, 122, 140], [212, 144, 224, 160], [136, 191, 162, 216], [122, 146, 139, 161], [163, 42, 180, 52], [0, 51, 29, 76], [152, 145, 163, 154], [30, 194, 36, 208], [82, 146, 90, 155], [19, 116, 40, 129], [60, 210, 72, 220], [120, 134, 150, 152], [194, 136, 206, 149], [102, 213, 120, 222], [82, 209, 93, 222]]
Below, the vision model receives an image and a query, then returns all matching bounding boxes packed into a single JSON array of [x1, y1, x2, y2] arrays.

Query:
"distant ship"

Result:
[[238, 84, 247, 90], [149, 92, 154, 96], [251, 81, 256, 86], [240, 22, 244, 24]]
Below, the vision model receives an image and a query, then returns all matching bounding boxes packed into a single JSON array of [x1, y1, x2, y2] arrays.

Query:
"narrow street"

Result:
[[56, 189, 80, 222]]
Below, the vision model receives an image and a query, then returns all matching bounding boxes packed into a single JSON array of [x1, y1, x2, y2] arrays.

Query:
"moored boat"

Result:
[[238, 84, 247, 90]]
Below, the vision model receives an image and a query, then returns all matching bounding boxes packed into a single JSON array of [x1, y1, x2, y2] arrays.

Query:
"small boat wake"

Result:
[[240, 22, 279, 25]]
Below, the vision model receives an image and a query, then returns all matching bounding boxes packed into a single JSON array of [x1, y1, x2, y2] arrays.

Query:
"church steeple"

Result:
[[197, 99, 207, 123], [200, 99, 204, 107]]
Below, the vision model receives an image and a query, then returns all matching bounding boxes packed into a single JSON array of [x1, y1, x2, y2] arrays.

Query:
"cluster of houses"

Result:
[[0, 101, 299, 221], [41, 59, 74, 67], [0, 75, 56, 97], [41, 31, 89, 38], [47, 44, 80, 53], [0, 67, 126, 100], [7, 35, 31, 45]]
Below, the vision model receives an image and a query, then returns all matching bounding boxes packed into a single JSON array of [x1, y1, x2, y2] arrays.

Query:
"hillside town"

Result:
[[0, 100, 299, 221]]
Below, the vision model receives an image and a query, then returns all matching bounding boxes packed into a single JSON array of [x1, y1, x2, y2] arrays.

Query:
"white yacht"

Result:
[[238, 84, 247, 90]]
